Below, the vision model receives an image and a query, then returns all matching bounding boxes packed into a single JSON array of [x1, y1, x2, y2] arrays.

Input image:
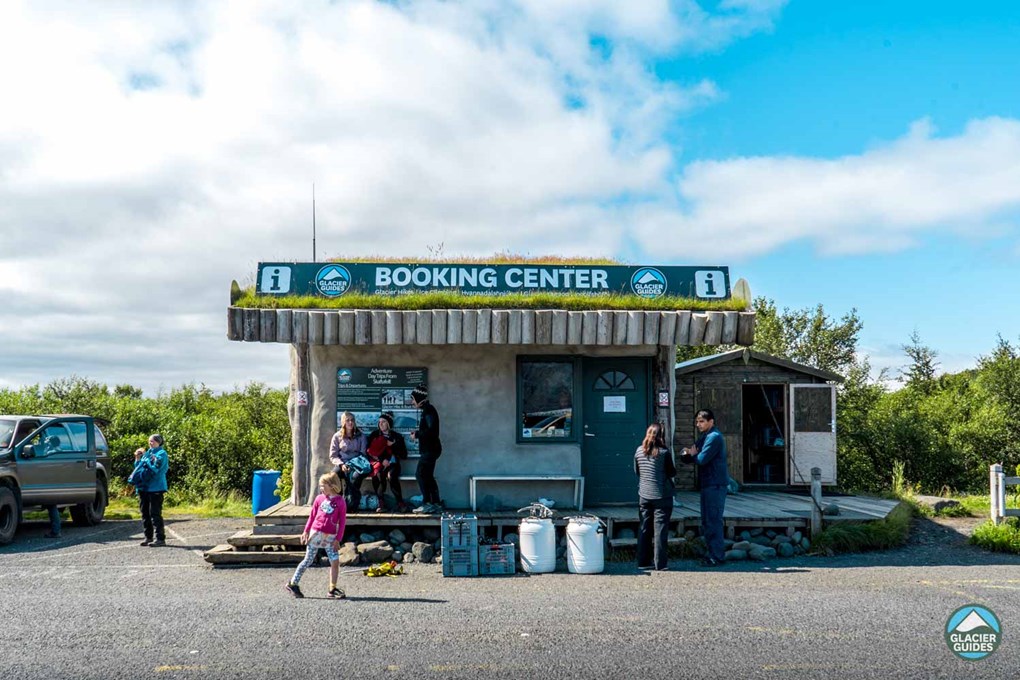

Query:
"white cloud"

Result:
[[637, 117, 1020, 258], [0, 0, 780, 392]]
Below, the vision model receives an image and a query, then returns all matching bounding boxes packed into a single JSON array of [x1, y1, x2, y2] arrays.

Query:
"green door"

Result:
[[581, 357, 650, 505]]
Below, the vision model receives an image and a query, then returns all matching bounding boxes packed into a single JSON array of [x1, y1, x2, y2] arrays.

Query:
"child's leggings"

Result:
[[290, 532, 339, 584]]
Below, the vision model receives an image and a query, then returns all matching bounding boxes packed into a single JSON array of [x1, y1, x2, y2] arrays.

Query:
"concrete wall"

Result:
[[306, 344, 655, 509]]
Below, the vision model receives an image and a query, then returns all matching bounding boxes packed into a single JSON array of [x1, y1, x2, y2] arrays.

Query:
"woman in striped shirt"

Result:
[[634, 422, 676, 571]]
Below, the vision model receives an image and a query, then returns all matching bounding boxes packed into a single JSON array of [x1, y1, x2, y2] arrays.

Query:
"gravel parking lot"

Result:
[[2, 515, 1019, 679]]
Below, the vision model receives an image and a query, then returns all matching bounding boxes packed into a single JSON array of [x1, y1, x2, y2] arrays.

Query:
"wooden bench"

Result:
[[469, 475, 585, 511]]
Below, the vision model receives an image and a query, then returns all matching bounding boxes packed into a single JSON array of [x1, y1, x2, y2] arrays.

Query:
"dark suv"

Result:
[[0, 415, 111, 544]]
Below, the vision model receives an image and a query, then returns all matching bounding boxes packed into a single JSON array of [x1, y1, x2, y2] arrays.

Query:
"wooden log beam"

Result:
[[402, 311, 417, 345], [722, 311, 739, 344], [276, 310, 293, 343], [737, 312, 756, 346], [704, 312, 724, 345], [492, 311, 509, 344], [309, 311, 325, 345], [371, 311, 387, 344], [521, 310, 536, 344], [535, 310, 553, 344], [476, 309, 492, 344], [431, 310, 447, 345], [596, 311, 612, 345], [626, 311, 643, 345], [292, 311, 309, 344], [416, 310, 432, 345], [323, 312, 339, 345], [688, 313, 708, 346], [355, 311, 371, 345], [336, 311, 353, 345], [508, 311, 523, 344], [567, 312, 583, 345], [227, 307, 243, 341], [447, 310, 463, 344], [658, 312, 676, 346], [242, 309, 260, 342], [386, 311, 403, 345], [643, 311, 660, 345], [613, 312, 628, 345], [675, 311, 691, 346], [462, 310, 478, 344]]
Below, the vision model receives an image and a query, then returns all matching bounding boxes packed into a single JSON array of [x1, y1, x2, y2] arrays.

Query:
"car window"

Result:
[[94, 425, 109, 453], [0, 419, 14, 448], [65, 422, 90, 451], [29, 425, 75, 455]]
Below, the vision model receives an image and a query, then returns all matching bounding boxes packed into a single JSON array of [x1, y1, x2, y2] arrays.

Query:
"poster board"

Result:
[[336, 367, 427, 455]]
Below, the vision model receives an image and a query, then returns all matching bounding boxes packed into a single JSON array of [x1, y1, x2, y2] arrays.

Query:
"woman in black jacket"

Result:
[[409, 384, 443, 514]]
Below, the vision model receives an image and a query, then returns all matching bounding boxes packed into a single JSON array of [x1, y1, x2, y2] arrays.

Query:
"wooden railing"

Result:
[[990, 463, 1020, 524]]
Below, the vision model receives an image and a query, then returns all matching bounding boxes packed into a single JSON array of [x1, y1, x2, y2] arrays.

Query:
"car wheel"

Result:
[[70, 480, 108, 526], [0, 486, 18, 545]]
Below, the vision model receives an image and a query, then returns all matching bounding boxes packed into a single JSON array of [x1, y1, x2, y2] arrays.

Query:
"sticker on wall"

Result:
[[658, 390, 670, 407], [296, 390, 308, 406], [603, 396, 626, 413]]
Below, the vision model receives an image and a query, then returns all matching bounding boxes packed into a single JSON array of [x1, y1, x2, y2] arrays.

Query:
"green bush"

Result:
[[970, 519, 1020, 554], [811, 502, 912, 554], [0, 378, 292, 503]]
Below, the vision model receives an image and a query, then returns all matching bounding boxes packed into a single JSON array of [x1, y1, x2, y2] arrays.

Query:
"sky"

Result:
[[1, 0, 1018, 394]]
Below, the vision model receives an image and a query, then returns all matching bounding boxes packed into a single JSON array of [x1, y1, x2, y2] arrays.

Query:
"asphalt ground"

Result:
[[1, 515, 1019, 680]]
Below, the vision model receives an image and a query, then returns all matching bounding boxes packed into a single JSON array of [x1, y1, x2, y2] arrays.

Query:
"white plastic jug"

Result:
[[519, 517, 556, 573], [566, 516, 605, 574]]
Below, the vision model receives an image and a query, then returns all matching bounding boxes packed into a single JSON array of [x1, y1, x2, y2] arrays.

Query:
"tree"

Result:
[[899, 330, 939, 394]]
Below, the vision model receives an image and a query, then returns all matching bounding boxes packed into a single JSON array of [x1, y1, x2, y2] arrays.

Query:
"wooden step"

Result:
[[608, 537, 688, 548], [203, 544, 306, 566], [227, 530, 302, 548]]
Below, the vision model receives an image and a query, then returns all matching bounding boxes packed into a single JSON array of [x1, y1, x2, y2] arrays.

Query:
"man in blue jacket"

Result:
[[682, 409, 728, 567]]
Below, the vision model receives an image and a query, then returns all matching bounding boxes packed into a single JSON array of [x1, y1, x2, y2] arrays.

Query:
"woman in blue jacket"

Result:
[[133, 434, 169, 547]]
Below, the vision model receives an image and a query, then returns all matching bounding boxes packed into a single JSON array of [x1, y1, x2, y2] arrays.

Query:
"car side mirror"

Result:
[[21, 444, 36, 459]]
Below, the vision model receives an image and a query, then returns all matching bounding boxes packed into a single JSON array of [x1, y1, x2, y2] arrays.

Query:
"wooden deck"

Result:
[[204, 491, 901, 565], [253, 491, 900, 534]]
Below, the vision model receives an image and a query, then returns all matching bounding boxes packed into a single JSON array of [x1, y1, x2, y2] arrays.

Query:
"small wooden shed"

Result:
[[673, 349, 842, 490]]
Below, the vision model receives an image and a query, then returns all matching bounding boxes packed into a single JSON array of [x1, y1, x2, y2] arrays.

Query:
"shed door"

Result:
[[695, 381, 742, 484], [788, 384, 837, 485]]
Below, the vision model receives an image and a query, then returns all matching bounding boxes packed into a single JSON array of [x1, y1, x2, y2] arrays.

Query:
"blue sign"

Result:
[[256, 262, 730, 300]]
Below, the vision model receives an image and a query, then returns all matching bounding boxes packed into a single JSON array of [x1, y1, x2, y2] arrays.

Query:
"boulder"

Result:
[[400, 542, 413, 553], [915, 494, 962, 514], [748, 546, 777, 561], [765, 530, 777, 539], [749, 527, 764, 537], [402, 552, 416, 564], [793, 545, 804, 555], [723, 539, 735, 550], [801, 537, 811, 550], [337, 547, 360, 566], [341, 541, 357, 552], [732, 541, 752, 552], [791, 531, 802, 544], [436, 554, 443, 565], [750, 536, 772, 547], [357, 540, 394, 563], [391, 550, 403, 562], [772, 535, 792, 545], [412, 541, 435, 563], [684, 529, 697, 541], [777, 542, 795, 558], [388, 529, 407, 545], [739, 530, 752, 542], [359, 533, 376, 544], [823, 503, 840, 516], [724, 549, 747, 561]]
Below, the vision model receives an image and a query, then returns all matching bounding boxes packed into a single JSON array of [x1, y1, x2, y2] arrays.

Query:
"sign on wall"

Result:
[[257, 262, 730, 300], [336, 367, 427, 454]]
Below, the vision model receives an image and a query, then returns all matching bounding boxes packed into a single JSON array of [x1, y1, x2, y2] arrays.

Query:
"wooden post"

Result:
[[386, 311, 403, 345], [521, 310, 536, 344], [416, 310, 432, 344], [492, 311, 509, 344], [227, 307, 243, 341], [431, 310, 447, 344], [810, 467, 823, 537], [402, 311, 417, 345], [643, 311, 660, 345], [653, 345, 675, 443], [535, 310, 553, 344], [323, 312, 339, 345], [277, 310, 293, 343], [721, 311, 738, 344], [704, 312, 723, 345], [595, 311, 611, 345], [289, 343, 311, 505], [242, 309, 260, 342], [675, 311, 691, 346], [354, 311, 371, 345], [551, 311, 568, 345], [476, 309, 492, 344], [626, 311, 643, 345], [567, 312, 583, 345], [688, 313, 708, 346], [507, 311, 523, 344], [446, 310, 463, 344], [338, 311, 355, 345], [371, 311, 387, 344], [260, 310, 276, 343], [658, 312, 676, 345], [737, 312, 755, 346], [613, 312, 628, 345], [462, 310, 478, 344], [991, 463, 1003, 525], [292, 311, 309, 344]]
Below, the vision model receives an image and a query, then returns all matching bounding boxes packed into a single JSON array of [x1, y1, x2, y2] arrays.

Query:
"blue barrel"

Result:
[[252, 469, 282, 515]]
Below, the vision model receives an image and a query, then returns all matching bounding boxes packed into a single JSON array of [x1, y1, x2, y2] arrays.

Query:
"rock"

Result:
[[739, 530, 752, 542], [412, 541, 434, 564], [356, 540, 394, 562], [785, 526, 796, 537], [684, 529, 696, 541], [915, 494, 962, 514], [724, 549, 747, 561], [372, 531, 386, 541], [750, 536, 772, 547], [765, 530, 777, 539], [732, 541, 752, 552], [504, 533, 519, 545], [777, 543, 795, 558], [402, 552, 416, 564], [823, 503, 840, 516], [359, 533, 376, 544], [746, 548, 766, 561], [337, 547, 360, 566], [723, 539, 735, 550], [617, 528, 636, 540], [748, 545, 777, 561], [791, 531, 802, 544], [341, 542, 356, 552], [749, 528, 764, 537], [391, 550, 403, 562], [435, 554, 443, 565], [772, 535, 792, 545], [801, 537, 811, 550], [400, 542, 413, 553], [793, 545, 804, 555], [758, 547, 777, 559], [388, 529, 407, 545]]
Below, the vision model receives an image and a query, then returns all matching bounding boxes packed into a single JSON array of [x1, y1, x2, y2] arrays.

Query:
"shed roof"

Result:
[[674, 348, 843, 383]]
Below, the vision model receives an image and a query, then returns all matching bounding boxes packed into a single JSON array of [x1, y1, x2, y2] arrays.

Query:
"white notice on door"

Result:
[[603, 396, 626, 413]]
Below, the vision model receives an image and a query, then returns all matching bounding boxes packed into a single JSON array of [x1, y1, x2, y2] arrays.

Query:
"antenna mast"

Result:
[[312, 183, 317, 262]]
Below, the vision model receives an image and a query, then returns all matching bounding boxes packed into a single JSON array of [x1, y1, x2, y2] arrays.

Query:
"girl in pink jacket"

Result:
[[286, 472, 347, 599]]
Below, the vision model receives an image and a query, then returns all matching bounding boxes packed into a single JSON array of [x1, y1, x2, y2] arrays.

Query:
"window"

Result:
[[30, 425, 73, 455], [593, 370, 634, 391], [94, 425, 109, 453], [517, 357, 577, 442]]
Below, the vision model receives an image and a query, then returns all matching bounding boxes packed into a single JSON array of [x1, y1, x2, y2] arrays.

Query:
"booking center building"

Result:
[[228, 261, 756, 510]]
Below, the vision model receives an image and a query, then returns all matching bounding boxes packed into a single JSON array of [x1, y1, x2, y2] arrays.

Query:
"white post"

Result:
[[991, 463, 1003, 524], [810, 467, 823, 537]]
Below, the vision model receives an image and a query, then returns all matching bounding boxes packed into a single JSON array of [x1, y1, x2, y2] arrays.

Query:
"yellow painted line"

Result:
[[154, 665, 206, 672]]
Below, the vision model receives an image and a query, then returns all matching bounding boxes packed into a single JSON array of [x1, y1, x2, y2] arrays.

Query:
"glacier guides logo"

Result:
[[630, 268, 667, 298], [315, 264, 351, 297], [945, 605, 1001, 660]]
